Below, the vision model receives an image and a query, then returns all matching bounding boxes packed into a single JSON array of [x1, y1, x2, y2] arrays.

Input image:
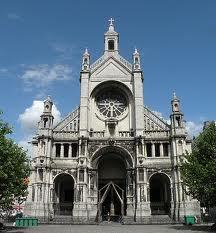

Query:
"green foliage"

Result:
[[181, 122, 216, 206], [0, 111, 30, 210]]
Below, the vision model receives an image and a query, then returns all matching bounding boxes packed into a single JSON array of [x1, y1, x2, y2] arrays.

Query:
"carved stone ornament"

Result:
[[108, 137, 116, 146]]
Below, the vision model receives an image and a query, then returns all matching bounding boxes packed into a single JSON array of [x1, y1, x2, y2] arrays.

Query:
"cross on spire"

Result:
[[109, 17, 114, 26]]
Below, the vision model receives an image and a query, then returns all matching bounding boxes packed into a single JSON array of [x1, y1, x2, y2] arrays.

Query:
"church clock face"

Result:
[[96, 89, 127, 119]]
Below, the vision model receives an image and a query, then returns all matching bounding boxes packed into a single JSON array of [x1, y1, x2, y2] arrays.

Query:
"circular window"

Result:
[[96, 89, 127, 119]]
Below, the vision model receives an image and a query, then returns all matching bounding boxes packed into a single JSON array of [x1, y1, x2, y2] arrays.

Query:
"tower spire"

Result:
[[104, 18, 119, 54]]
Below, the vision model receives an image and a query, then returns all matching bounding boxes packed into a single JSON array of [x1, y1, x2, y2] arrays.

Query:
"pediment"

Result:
[[144, 107, 170, 131], [91, 55, 132, 78], [53, 107, 80, 132]]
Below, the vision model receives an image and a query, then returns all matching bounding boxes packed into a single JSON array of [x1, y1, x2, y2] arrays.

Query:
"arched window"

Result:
[[108, 40, 114, 51]]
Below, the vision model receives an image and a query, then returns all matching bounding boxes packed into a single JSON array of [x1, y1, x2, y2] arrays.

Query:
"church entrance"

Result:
[[97, 153, 127, 221], [149, 173, 171, 215], [53, 173, 74, 215]]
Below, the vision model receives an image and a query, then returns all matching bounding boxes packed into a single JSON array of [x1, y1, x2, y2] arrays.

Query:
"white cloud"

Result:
[[50, 43, 76, 61], [0, 68, 8, 73], [185, 121, 203, 137], [18, 100, 61, 134], [7, 13, 21, 20], [20, 64, 72, 92]]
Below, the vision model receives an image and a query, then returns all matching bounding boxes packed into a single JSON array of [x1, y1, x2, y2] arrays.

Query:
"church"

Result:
[[25, 19, 200, 224]]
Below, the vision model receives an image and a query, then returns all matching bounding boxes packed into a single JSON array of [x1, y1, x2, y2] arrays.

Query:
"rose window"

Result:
[[96, 90, 127, 118]]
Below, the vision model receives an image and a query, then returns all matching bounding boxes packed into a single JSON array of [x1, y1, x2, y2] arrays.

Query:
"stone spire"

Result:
[[81, 48, 90, 71], [104, 18, 119, 54], [133, 47, 141, 70]]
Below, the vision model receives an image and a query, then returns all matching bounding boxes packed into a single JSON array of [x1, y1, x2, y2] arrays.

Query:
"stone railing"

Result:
[[119, 131, 131, 137], [90, 131, 105, 138], [53, 106, 80, 131], [90, 56, 105, 70], [118, 55, 132, 70], [53, 131, 79, 140], [90, 54, 132, 71], [144, 130, 170, 138], [144, 107, 170, 130]]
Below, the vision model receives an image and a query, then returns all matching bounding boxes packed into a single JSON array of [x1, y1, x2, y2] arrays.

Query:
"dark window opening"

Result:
[[72, 144, 78, 157], [64, 144, 69, 157], [43, 118, 48, 128], [176, 116, 181, 127], [79, 169, 84, 182], [163, 143, 169, 157], [56, 144, 61, 157], [155, 144, 160, 157], [146, 143, 152, 157], [38, 168, 43, 181], [108, 40, 114, 50]]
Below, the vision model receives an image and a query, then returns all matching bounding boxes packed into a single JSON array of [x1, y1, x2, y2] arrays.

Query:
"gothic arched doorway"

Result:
[[53, 173, 75, 215], [98, 153, 127, 221], [149, 173, 171, 215]]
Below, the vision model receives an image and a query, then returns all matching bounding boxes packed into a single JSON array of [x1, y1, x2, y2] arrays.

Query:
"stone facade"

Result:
[[25, 20, 200, 223]]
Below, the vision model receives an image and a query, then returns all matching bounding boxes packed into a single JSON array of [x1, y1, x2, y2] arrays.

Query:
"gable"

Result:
[[91, 55, 132, 78], [144, 107, 170, 131], [53, 107, 80, 131], [94, 61, 129, 77]]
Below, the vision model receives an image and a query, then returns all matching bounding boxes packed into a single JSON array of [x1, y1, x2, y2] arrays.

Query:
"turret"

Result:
[[133, 48, 141, 70], [104, 18, 119, 55], [132, 48, 144, 136], [170, 92, 186, 137], [39, 96, 54, 130], [81, 48, 90, 72]]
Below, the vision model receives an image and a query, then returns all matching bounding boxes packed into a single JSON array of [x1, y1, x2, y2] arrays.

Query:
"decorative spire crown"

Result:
[[108, 18, 115, 31], [84, 48, 89, 56], [133, 47, 139, 55], [173, 91, 178, 100], [45, 95, 52, 102]]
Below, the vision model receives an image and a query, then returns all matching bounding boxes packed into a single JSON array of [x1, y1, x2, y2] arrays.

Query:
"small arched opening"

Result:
[[149, 173, 171, 215], [53, 173, 75, 216], [108, 40, 115, 51]]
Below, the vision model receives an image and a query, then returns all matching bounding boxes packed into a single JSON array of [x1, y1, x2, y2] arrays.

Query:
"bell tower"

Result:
[[170, 92, 184, 131], [104, 18, 119, 55], [39, 96, 54, 130]]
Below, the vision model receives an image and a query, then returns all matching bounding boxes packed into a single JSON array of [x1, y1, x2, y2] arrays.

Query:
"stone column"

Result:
[[60, 143, 64, 158], [143, 143, 147, 157], [68, 143, 72, 158], [52, 143, 56, 158], [160, 143, 164, 157], [168, 144, 171, 157]]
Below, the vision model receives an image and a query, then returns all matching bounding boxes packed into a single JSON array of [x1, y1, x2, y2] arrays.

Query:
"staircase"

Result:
[[149, 215, 174, 224], [123, 215, 174, 224], [49, 215, 73, 224]]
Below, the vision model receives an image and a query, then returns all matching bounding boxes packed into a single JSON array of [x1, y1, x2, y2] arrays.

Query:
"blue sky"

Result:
[[0, 0, 216, 150]]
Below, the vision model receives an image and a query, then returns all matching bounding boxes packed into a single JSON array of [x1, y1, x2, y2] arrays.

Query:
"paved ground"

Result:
[[4, 223, 214, 233]]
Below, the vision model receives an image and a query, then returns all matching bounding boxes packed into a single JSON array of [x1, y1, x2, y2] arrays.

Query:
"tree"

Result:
[[0, 111, 30, 210], [181, 122, 216, 208]]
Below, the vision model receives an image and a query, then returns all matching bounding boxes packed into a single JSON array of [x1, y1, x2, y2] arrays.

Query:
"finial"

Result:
[[109, 17, 114, 26], [108, 17, 115, 31], [173, 91, 177, 100], [47, 95, 52, 101], [84, 47, 89, 55], [134, 46, 139, 54]]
